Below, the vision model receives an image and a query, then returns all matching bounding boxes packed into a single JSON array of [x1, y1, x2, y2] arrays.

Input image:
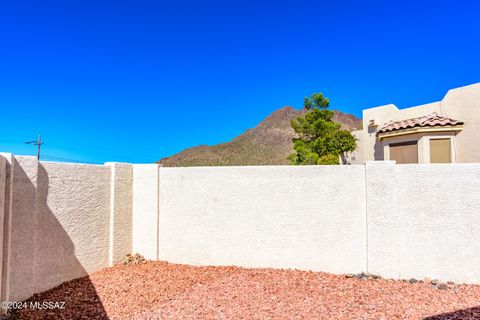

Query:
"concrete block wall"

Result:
[[2, 155, 480, 305], [157, 165, 367, 274], [386, 163, 480, 283], [0, 155, 133, 304], [3, 155, 39, 302], [0, 156, 6, 304], [34, 161, 111, 295], [366, 162, 480, 283], [106, 163, 133, 265], [132, 164, 160, 260], [133, 162, 480, 284]]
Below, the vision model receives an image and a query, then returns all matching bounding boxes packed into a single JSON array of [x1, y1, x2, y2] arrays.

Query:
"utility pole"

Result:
[[25, 134, 43, 160]]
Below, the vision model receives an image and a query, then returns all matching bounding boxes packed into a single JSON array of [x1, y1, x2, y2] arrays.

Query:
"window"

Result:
[[389, 141, 418, 164], [430, 138, 451, 163]]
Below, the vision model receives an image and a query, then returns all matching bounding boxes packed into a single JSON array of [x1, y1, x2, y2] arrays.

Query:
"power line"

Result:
[[45, 137, 143, 159], [3, 135, 153, 163], [1, 134, 141, 159], [41, 155, 100, 165], [46, 141, 139, 162]]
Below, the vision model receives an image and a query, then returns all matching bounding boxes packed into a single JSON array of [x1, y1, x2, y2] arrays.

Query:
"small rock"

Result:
[[431, 279, 439, 286], [122, 253, 146, 266], [438, 283, 448, 290], [361, 272, 372, 279], [345, 273, 355, 278], [409, 278, 418, 284], [447, 281, 455, 285]]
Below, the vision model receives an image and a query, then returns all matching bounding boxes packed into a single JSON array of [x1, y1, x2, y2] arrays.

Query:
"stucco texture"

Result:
[[157, 165, 367, 274], [0, 156, 6, 304], [393, 164, 480, 283], [34, 162, 111, 294], [132, 164, 159, 260], [0, 156, 118, 302], [366, 161, 480, 283], [2, 155, 480, 305], [106, 163, 133, 265], [4, 156, 39, 302]]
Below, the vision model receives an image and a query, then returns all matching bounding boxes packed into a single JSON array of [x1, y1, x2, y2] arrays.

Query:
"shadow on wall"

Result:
[[423, 306, 480, 320], [4, 162, 108, 319], [367, 126, 384, 160]]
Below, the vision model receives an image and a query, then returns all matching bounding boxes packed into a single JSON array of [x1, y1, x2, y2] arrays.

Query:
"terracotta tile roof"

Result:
[[377, 113, 464, 134]]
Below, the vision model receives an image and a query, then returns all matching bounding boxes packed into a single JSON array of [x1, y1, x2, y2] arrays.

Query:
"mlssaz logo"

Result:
[[29, 301, 66, 310], [0, 301, 66, 310]]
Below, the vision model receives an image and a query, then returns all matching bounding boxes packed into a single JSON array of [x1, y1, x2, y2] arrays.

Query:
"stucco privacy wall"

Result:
[[0, 153, 13, 306], [2, 156, 480, 305], [157, 166, 367, 274], [0, 155, 133, 303], [106, 163, 133, 265], [368, 162, 480, 284], [2, 155, 39, 303], [132, 164, 160, 260], [33, 161, 111, 295], [139, 162, 480, 284], [0, 157, 6, 303]]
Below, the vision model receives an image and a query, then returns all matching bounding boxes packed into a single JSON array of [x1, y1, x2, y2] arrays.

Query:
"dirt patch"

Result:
[[12, 261, 480, 319]]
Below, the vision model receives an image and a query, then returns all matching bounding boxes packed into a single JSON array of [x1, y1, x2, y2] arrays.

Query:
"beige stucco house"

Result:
[[349, 83, 480, 164]]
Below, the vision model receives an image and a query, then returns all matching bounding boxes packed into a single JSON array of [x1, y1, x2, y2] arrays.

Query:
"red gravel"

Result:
[[13, 261, 480, 319]]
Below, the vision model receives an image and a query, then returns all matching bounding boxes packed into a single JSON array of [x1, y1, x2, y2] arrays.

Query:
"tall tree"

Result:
[[288, 93, 357, 165]]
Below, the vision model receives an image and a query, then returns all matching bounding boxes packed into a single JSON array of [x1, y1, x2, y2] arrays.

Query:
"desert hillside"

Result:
[[158, 106, 361, 167]]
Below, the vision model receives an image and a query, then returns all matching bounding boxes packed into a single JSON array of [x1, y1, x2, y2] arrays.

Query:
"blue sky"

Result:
[[0, 0, 479, 163]]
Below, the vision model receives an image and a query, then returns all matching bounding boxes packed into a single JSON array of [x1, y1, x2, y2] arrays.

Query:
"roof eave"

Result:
[[377, 125, 463, 140]]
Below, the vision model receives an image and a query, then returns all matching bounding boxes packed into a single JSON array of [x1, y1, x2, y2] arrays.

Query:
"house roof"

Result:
[[377, 113, 464, 134]]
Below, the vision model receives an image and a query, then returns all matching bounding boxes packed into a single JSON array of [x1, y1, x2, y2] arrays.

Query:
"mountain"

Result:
[[157, 107, 361, 167]]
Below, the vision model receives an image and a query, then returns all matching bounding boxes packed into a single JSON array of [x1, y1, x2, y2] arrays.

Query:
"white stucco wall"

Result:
[[0, 156, 134, 303], [158, 165, 367, 274], [393, 164, 480, 283], [0, 156, 6, 304], [33, 162, 111, 295], [2, 155, 480, 305], [132, 164, 160, 260], [367, 161, 480, 283], [106, 163, 133, 265], [0, 153, 14, 305], [3, 156, 39, 302], [365, 161, 398, 276]]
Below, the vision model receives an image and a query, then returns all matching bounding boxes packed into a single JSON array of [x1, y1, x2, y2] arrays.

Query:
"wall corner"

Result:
[[0, 155, 7, 310], [2, 155, 39, 302], [105, 162, 133, 266]]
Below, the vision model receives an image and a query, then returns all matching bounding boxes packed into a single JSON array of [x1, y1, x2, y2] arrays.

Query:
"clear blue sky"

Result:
[[0, 0, 479, 164]]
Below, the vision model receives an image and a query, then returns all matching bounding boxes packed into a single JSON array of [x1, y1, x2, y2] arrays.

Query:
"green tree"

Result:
[[288, 93, 357, 165]]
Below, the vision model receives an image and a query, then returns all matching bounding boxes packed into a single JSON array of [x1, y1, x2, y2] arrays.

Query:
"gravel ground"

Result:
[[12, 261, 480, 319]]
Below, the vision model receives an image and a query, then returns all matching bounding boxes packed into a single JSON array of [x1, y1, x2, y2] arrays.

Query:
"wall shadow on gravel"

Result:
[[6, 162, 108, 319], [424, 306, 480, 320]]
